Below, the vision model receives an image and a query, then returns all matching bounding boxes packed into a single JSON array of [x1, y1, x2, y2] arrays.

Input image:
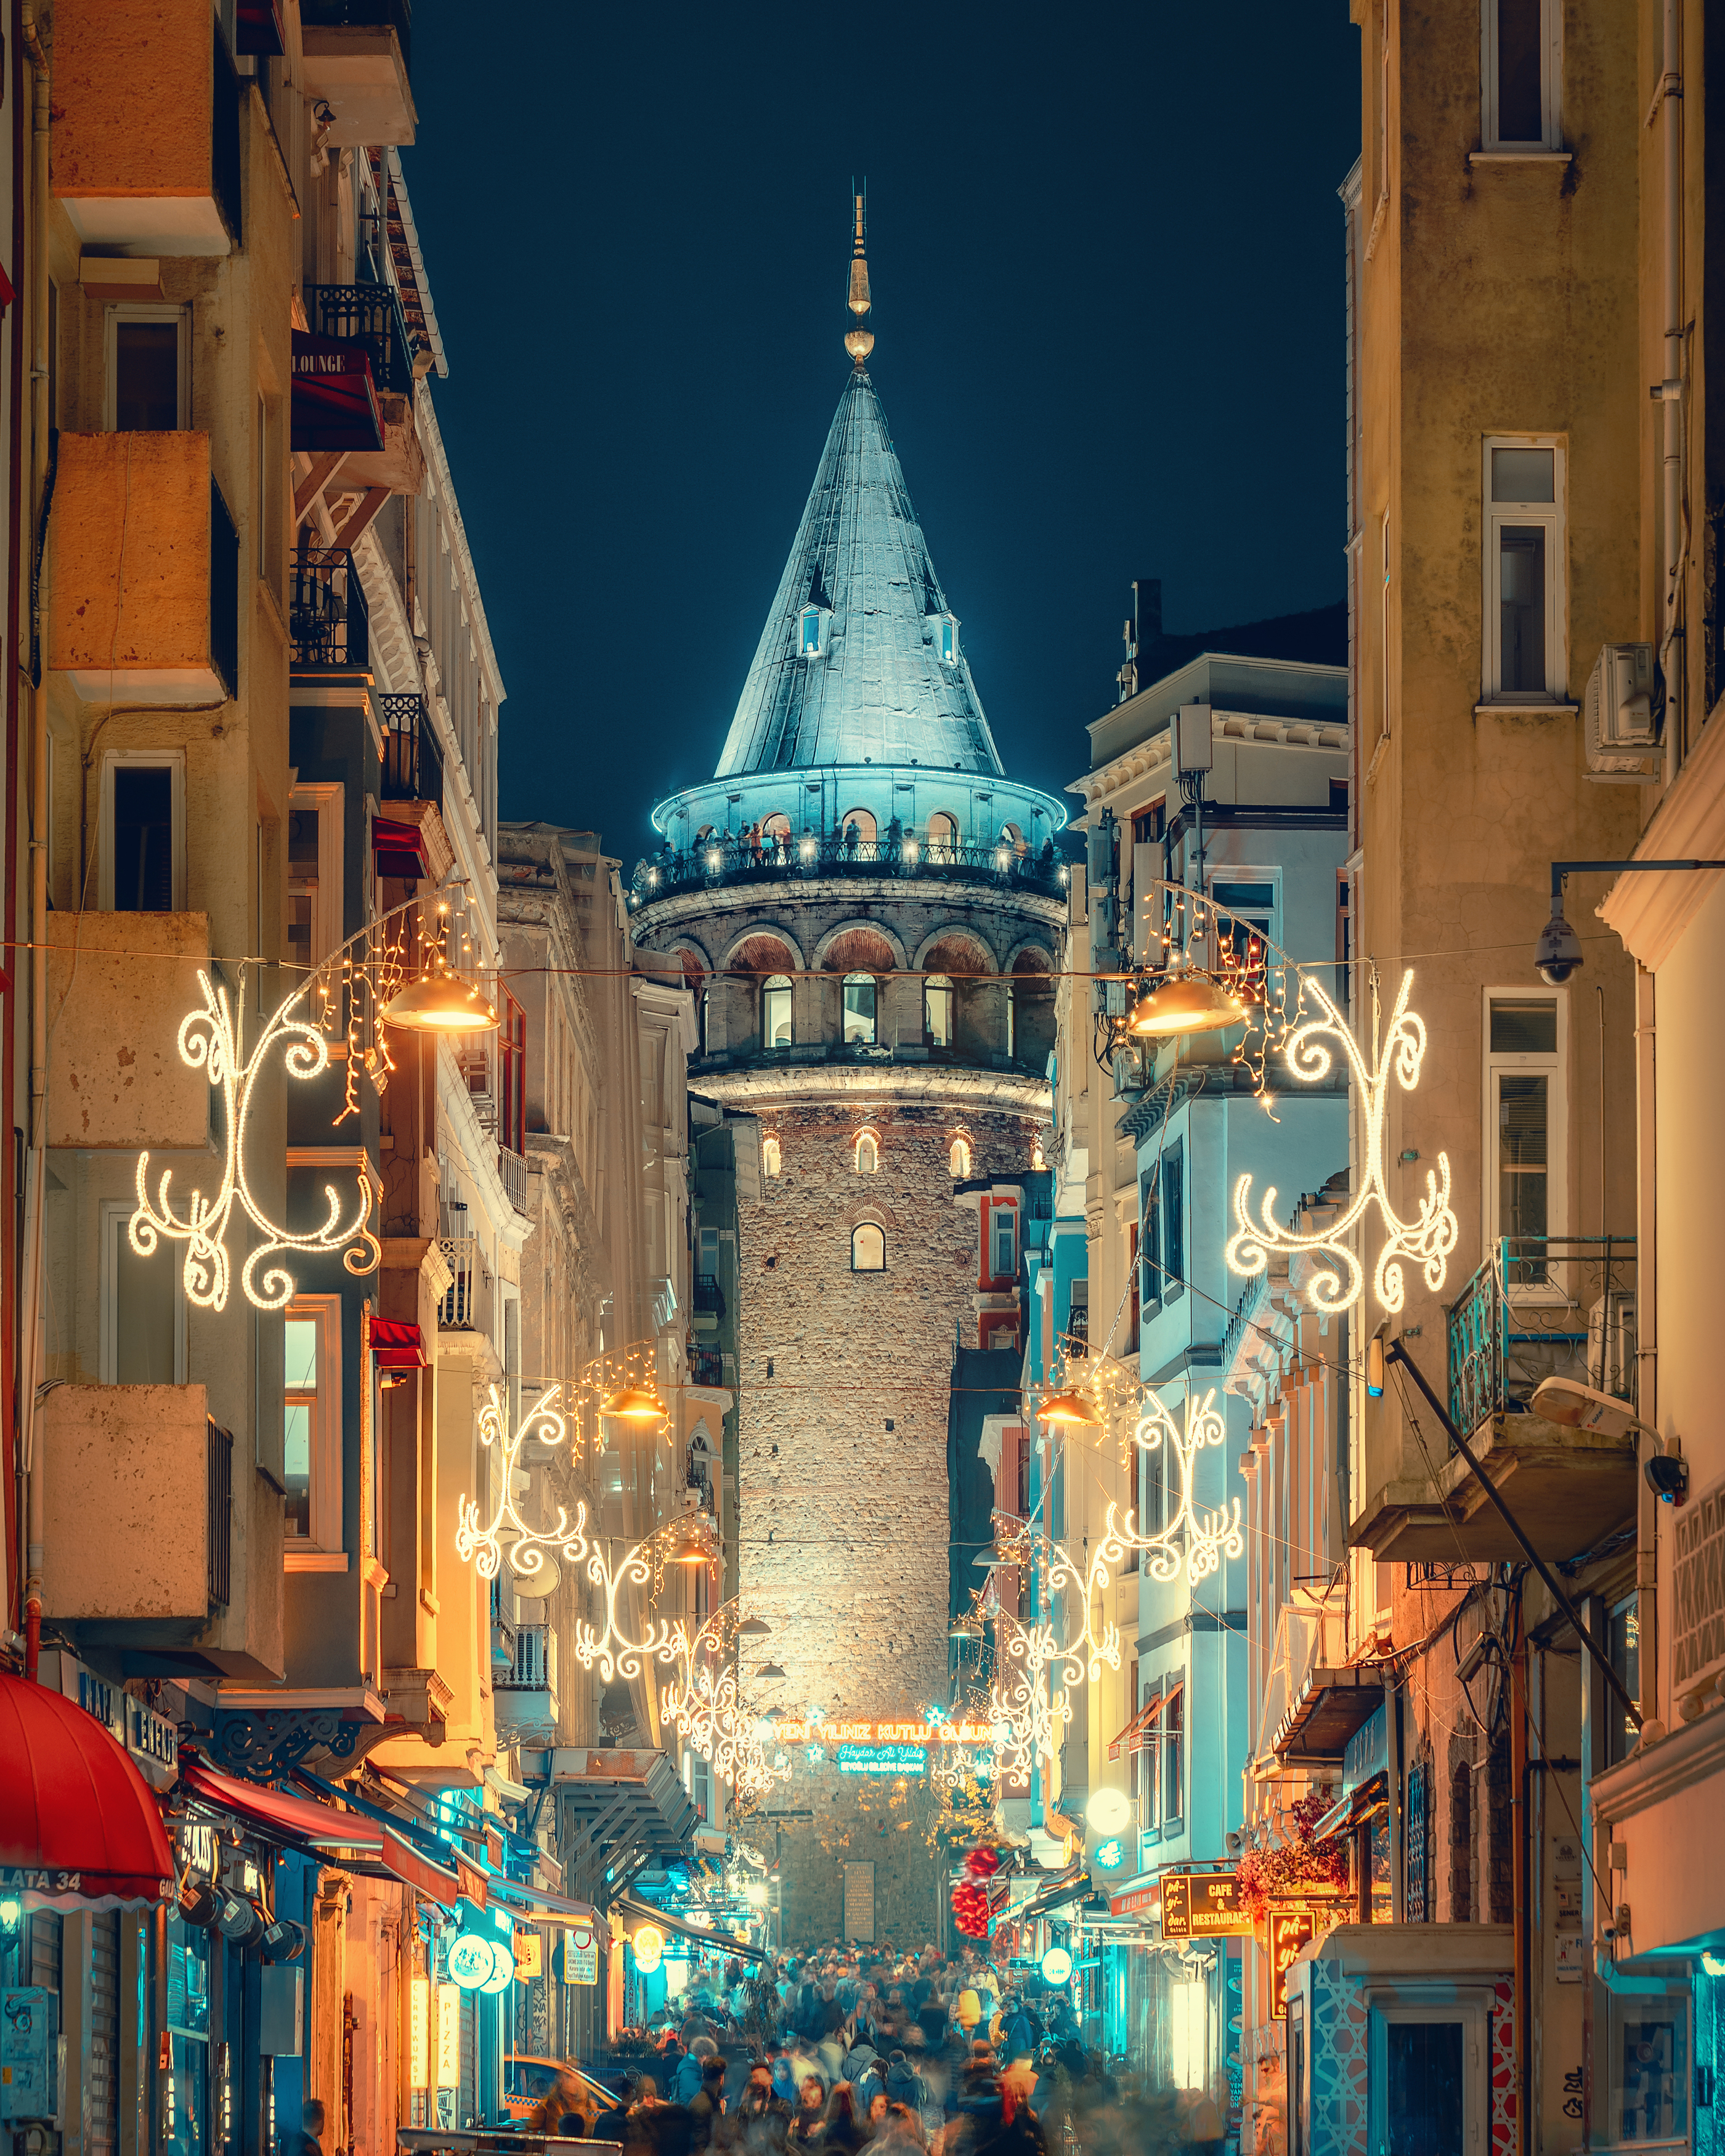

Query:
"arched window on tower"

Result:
[[762, 974, 793, 1050], [851, 1223, 885, 1272], [927, 811, 959, 858], [949, 1136, 972, 1178], [924, 973, 954, 1048], [854, 1131, 879, 1174], [838, 808, 877, 853], [842, 973, 877, 1044], [762, 1135, 781, 1177]]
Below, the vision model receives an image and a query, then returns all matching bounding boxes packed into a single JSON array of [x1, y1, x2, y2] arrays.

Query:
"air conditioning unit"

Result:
[[1585, 643, 1659, 780]]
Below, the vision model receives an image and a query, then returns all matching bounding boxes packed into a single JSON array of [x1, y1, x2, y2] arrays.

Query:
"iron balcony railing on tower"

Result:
[[304, 282, 417, 397], [633, 833, 1069, 907], [1446, 1236, 1638, 1438], [290, 547, 369, 670]]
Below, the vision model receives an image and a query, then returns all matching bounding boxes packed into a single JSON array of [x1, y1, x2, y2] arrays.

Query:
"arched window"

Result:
[[761, 812, 792, 859], [842, 973, 877, 1044], [851, 1223, 885, 1272], [1001, 822, 1024, 848], [838, 808, 877, 849], [924, 973, 955, 1047], [927, 811, 959, 857], [762, 974, 793, 1049], [854, 1131, 879, 1174], [949, 1137, 972, 1178], [762, 1136, 781, 1177]]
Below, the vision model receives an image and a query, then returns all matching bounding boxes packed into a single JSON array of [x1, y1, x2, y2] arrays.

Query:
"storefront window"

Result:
[[164, 1913, 210, 2156], [1608, 1999, 1687, 2144]]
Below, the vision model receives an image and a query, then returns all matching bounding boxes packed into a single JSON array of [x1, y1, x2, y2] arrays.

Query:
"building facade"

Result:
[[629, 216, 1065, 1947]]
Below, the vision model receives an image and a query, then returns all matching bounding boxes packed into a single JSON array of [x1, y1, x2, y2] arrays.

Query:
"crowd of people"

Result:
[[530, 1940, 1231, 2156]]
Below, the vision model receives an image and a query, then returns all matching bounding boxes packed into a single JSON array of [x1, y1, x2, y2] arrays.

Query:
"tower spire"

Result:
[[844, 186, 874, 369]]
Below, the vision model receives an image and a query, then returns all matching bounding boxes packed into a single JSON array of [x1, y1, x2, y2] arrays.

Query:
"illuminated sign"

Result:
[[1268, 1908, 1318, 2017], [1161, 1873, 1254, 1940], [436, 1987, 460, 2090], [408, 1976, 429, 2088], [631, 1924, 665, 1974], [513, 1931, 543, 1982], [837, 1743, 927, 1775], [773, 1719, 994, 1746], [447, 1933, 513, 1994], [1089, 1837, 1129, 1874], [1040, 1948, 1073, 1985]]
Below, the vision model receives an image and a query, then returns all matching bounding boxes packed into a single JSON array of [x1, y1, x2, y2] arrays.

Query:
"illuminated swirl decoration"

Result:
[[455, 1385, 594, 1587], [1225, 968, 1458, 1314], [1126, 1388, 1243, 1587], [662, 1618, 785, 1803], [984, 1530, 1126, 1773], [572, 1523, 698, 1685], [130, 967, 380, 1312]]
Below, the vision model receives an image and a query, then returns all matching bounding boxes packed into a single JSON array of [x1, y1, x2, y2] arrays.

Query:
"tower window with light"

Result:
[[800, 607, 829, 658]]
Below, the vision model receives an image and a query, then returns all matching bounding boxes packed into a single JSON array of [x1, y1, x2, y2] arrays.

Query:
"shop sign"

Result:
[[559, 1924, 599, 1986], [408, 1977, 429, 2088], [836, 1743, 926, 1775], [1108, 1880, 1159, 1918], [1161, 1873, 1253, 1940], [435, 1987, 460, 2091], [40, 1650, 179, 1791], [176, 1818, 220, 1882], [1268, 1908, 1320, 2017], [447, 1934, 508, 1993], [513, 1930, 542, 1982]]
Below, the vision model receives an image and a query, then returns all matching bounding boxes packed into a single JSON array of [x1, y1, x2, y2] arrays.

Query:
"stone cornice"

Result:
[[1589, 1696, 1725, 1823], [1597, 713, 1725, 969], [1070, 711, 1350, 808], [683, 1061, 1050, 1115]]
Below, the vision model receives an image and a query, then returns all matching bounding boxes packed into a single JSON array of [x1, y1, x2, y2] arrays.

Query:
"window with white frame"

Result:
[[105, 306, 191, 431], [949, 1135, 972, 1179], [761, 1135, 782, 1177], [287, 784, 344, 974], [100, 1201, 184, 1385], [842, 973, 877, 1044], [1483, 991, 1566, 1273], [925, 972, 955, 1047], [283, 1297, 343, 1552], [1483, 440, 1565, 702], [851, 1223, 885, 1272], [991, 1204, 1017, 1282], [1210, 875, 1279, 986], [1481, 0, 1561, 151], [853, 1130, 879, 1175], [100, 752, 185, 910], [762, 973, 793, 1049]]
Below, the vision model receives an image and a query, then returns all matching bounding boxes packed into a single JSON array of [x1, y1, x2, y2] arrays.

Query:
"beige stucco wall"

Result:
[[41, 1381, 210, 1619]]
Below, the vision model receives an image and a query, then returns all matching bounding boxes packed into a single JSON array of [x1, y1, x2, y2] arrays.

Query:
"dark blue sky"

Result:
[[402, 2, 1361, 861]]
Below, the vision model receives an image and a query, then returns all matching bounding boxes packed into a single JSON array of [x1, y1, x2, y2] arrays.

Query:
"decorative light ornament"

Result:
[[630, 1924, 665, 1973], [1041, 1947, 1073, 1985], [661, 1604, 787, 1803], [131, 891, 495, 1313], [130, 968, 381, 1312], [1225, 968, 1458, 1313], [571, 1528, 686, 1685], [1086, 1786, 1132, 1836], [455, 1385, 592, 1589], [1125, 1388, 1243, 1587]]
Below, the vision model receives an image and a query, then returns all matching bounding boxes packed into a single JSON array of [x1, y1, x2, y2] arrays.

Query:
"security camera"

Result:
[[1646, 1451, 1690, 1506], [1535, 911, 1585, 985]]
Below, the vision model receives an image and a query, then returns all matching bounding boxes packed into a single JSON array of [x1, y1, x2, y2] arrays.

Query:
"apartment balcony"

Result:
[[1253, 1576, 1382, 1777], [289, 546, 369, 673], [300, 0, 416, 146], [688, 1345, 725, 1388], [50, 436, 239, 703], [40, 1387, 229, 1626], [632, 833, 1068, 909], [53, 0, 241, 256], [497, 1145, 530, 1218], [47, 913, 212, 1150], [437, 1235, 493, 1339], [380, 693, 444, 808], [692, 1274, 726, 1318], [493, 1621, 558, 1746], [1354, 1238, 1640, 1565]]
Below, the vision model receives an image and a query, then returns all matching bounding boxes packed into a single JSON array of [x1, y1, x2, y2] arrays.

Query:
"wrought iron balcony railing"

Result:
[[633, 833, 1069, 906], [304, 282, 416, 398], [688, 1345, 725, 1387], [497, 1144, 529, 1218], [1446, 1236, 1637, 1437], [290, 546, 369, 670], [208, 1419, 233, 1610], [692, 1273, 724, 1317], [380, 692, 443, 808]]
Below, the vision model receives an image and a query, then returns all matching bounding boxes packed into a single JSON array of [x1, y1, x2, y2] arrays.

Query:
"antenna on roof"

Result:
[[845, 181, 874, 370]]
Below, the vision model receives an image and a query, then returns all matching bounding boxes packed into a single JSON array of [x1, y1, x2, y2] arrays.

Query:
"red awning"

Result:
[[0, 1672, 174, 1910], [371, 817, 427, 880], [291, 330, 383, 453], [179, 1758, 386, 1855], [378, 1826, 461, 1908], [371, 1317, 428, 1370]]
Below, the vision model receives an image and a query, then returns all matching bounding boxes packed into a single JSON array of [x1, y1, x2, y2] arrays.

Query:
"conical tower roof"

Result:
[[712, 366, 1005, 779]]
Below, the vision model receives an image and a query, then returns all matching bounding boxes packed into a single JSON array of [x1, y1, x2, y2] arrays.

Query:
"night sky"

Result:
[[402, 2, 1361, 863]]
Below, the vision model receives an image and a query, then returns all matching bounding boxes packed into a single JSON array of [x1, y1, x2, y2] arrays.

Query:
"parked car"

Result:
[[502, 2056, 622, 2128]]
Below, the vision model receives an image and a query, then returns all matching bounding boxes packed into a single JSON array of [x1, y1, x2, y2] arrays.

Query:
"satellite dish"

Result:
[[510, 1557, 561, 1599]]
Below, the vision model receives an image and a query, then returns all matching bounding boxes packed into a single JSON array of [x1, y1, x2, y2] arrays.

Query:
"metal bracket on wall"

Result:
[[209, 1707, 365, 1781]]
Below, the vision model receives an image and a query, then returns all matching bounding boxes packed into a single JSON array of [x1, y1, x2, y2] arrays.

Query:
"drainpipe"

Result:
[[1633, 965, 1660, 1732], [1657, 0, 1685, 779], [18, 0, 48, 1682]]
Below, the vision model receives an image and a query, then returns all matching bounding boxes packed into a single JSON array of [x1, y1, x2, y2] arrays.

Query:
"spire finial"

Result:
[[845, 184, 874, 368]]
